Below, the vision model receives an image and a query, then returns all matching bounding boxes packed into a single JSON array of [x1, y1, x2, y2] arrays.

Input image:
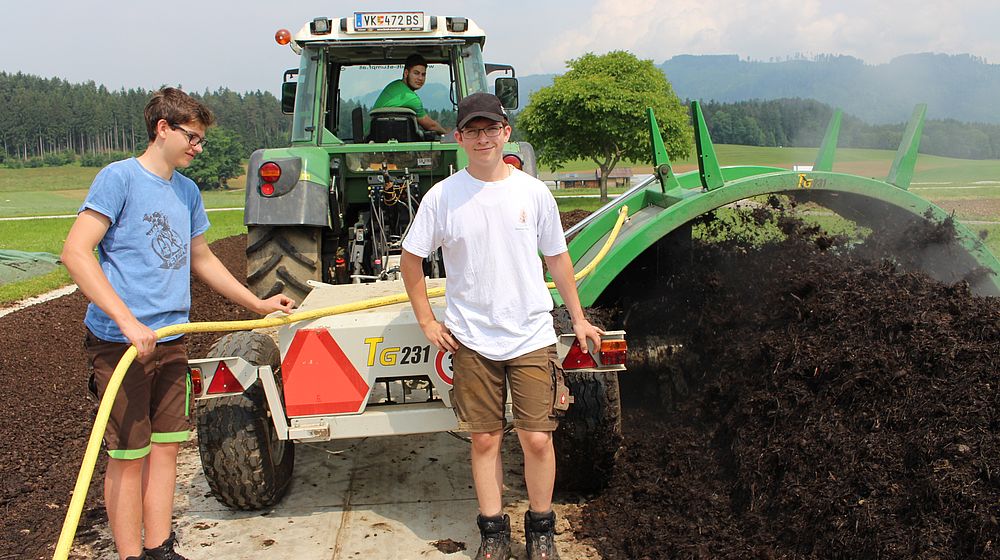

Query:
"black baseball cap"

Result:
[[456, 92, 508, 130]]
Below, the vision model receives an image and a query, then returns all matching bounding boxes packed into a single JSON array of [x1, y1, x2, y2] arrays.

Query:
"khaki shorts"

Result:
[[84, 330, 191, 460], [451, 342, 559, 433]]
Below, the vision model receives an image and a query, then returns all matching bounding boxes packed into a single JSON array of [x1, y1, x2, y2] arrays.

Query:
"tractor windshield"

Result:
[[335, 62, 454, 141]]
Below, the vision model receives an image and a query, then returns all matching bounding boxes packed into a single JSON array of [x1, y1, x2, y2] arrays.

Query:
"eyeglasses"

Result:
[[169, 123, 207, 147], [459, 125, 504, 140]]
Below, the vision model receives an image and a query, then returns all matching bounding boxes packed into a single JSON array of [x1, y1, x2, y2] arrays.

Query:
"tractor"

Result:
[[243, 11, 536, 304], [192, 12, 1000, 511]]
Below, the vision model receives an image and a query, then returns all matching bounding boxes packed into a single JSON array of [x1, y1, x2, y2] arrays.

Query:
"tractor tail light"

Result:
[[189, 367, 203, 395], [259, 161, 282, 183], [206, 361, 243, 394], [503, 154, 523, 170], [260, 183, 276, 196], [600, 339, 628, 365], [562, 339, 597, 370]]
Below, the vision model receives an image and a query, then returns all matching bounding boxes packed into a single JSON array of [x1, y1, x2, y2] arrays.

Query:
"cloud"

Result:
[[539, 0, 1000, 70]]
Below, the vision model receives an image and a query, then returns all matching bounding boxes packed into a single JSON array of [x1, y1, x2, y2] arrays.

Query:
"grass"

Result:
[[0, 164, 247, 217], [0, 210, 246, 305]]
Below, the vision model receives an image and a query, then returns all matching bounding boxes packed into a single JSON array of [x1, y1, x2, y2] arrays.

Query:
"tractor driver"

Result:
[[372, 53, 448, 135]]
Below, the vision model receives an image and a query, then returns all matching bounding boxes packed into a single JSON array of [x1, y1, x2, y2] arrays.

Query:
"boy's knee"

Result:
[[470, 431, 503, 454], [518, 431, 553, 456]]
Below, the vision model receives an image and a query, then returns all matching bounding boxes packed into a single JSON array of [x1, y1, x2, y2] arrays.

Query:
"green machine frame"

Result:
[[561, 102, 1000, 306]]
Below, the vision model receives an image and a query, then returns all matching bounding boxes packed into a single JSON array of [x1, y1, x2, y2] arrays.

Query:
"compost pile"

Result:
[[0, 236, 253, 560], [578, 208, 1000, 559]]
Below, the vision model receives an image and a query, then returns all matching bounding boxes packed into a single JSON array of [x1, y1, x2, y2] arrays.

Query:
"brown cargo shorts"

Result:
[[451, 342, 559, 433], [84, 329, 191, 460]]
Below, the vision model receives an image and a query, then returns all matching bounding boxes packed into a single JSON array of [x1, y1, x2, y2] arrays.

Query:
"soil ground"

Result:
[[576, 209, 1000, 560], [0, 236, 254, 560], [3, 209, 1000, 559]]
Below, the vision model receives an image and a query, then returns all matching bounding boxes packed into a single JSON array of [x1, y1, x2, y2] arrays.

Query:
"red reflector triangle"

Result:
[[562, 339, 597, 369], [207, 361, 242, 394]]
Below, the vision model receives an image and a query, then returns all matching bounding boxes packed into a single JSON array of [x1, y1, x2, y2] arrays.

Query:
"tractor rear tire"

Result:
[[196, 331, 295, 510], [246, 225, 321, 303], [553, 370, 623, 492]]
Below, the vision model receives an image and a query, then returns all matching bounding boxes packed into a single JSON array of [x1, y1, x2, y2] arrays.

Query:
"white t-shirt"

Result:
[[402, 167, 568, 361]]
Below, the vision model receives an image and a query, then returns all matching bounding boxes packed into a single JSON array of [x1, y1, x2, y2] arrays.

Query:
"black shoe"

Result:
[[87, 371, 99, 400], [525, 510, 560, 560], [144, 532, 188, 560], [475, 513, 512, 560], [124, 554, 147, 560]]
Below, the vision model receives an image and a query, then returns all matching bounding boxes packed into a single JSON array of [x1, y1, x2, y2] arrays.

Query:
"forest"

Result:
[[0, 72, 289, 167], [2, 71, 999, 168]]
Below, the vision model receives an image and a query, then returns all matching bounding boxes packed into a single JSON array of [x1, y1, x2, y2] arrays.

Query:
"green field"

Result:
[[0, 210, 247, 304], [0, 164, 247, 217], [2, 145, 999, 305]]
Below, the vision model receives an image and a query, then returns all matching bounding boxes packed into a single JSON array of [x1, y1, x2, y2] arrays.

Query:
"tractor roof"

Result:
[[292, 13, 486, 47]]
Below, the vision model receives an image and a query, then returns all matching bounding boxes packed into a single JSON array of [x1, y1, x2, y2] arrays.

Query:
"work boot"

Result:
[[474, 513, 512, 560], [524, 510, 560, 560], [143, 532, 188, 560]]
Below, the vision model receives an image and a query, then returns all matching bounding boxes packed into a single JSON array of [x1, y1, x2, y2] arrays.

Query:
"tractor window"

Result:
[[335, 62, 455, 142], [462, 43, 489, 96], [291, 47, 321, 142]]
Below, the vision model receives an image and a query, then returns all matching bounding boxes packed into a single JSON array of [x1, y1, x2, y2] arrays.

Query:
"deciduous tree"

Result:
[[184, 127, 244, 190], [519, 51, 692, 200]]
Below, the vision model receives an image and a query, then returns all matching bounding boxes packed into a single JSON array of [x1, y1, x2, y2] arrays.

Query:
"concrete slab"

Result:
[[74, 432, 601, 559]]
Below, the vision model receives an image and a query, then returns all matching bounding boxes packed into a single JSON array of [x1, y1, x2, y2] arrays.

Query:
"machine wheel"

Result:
[[246, 225, 321, 303], [196, 331, 295, 510], [553, 370, 623, 492]]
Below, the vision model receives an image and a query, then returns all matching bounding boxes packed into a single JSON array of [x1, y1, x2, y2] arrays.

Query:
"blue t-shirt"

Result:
[[80, 158, 210, 342]]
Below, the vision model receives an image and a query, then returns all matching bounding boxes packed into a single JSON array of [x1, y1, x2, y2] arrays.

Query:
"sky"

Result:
[[2, 0, 998, 96]]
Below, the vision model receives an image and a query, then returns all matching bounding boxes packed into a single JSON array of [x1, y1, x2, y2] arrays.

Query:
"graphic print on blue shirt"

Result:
[[144, 211, 187, 269]]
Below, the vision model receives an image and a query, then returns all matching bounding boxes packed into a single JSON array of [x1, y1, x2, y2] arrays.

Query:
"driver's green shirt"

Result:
[[372, 79, 427, 118]]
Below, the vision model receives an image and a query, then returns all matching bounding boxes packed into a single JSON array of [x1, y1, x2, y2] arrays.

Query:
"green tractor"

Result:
[[245, 12, 535, 302]]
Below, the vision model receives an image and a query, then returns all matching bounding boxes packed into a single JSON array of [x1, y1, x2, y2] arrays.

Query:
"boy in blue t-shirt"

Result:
[[62, 87, 294, 560]]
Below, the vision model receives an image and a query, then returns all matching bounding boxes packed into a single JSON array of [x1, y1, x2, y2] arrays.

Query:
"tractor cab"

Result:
[[275, 13, 520, 146]]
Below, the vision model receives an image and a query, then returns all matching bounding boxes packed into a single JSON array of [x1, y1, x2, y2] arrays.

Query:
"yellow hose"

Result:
[[53, 205, 628, 559]]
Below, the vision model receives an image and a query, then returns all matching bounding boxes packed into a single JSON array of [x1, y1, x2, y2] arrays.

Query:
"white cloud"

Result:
[[538, 0, 1000, 70]]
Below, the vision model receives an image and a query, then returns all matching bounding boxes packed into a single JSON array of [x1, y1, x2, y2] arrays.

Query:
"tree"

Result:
[[519, 51, 692, 200], [184, 127, 244, 190]]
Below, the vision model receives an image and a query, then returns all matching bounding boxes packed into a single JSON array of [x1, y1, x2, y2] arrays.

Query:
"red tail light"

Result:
[[562, 339, 597, 370], [189, 367, 203, 395], [502, 154, 523, 170], [260, 162, 282, 183], [206, 361, 243, 394], [260, 183, 276, 196], [600, 339, 627, 365]]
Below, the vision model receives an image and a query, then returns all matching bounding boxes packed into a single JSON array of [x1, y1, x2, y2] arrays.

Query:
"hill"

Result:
[[514, 53, 1000, 124]]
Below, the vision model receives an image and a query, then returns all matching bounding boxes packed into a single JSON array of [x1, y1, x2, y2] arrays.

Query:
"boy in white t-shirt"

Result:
[[401, 92, 602, 560]]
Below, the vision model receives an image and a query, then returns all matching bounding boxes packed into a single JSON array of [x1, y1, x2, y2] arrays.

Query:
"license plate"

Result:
[[354, 12, 424, 32]]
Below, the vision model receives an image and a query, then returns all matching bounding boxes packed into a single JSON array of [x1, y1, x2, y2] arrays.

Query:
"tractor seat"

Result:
[[368, 107, 424, 143]]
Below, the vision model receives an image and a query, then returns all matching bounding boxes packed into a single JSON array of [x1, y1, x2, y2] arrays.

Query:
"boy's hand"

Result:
[[573, 319, 604, 354], [121, 320, 158, 359], [420, 320, 457, 353], [256, 294, 296, 315]]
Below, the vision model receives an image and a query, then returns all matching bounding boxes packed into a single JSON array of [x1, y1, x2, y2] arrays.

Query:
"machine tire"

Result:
[[246, 225, 321, 302], [553, 370, 623, 492], [196, 331, 295, 510]]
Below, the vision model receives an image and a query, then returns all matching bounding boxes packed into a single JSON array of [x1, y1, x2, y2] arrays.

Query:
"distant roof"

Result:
[[555, 167, 632, 181]]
